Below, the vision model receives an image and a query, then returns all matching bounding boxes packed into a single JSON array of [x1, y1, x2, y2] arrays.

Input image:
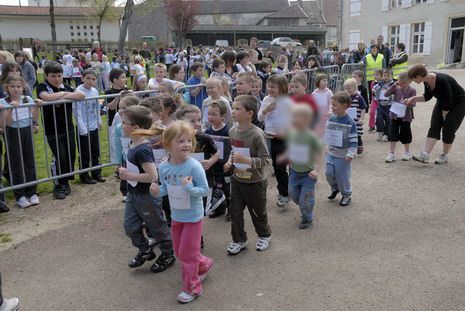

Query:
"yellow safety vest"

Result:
[[391, 52, 408, 79], [366, 53, 384, 81]]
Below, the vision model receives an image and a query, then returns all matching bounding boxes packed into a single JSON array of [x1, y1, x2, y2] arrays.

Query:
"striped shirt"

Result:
[[326, 115, 358, 159], [350, 93, 367, 136]]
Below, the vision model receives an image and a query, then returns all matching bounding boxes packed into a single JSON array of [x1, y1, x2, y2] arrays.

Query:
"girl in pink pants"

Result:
[[150, 121, 213, 304]]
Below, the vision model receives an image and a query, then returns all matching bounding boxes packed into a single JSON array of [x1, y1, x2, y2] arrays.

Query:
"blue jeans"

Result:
[[325, 154, 352, 196], [289, 169, 316, 222]]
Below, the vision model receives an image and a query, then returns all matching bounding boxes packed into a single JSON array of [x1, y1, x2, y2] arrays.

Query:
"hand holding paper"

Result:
[[182, 176, 193, 187]]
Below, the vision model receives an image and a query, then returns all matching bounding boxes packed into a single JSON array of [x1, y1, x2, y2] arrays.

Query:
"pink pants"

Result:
[[171, 220, 213, 295], [369, 100, 379, 129]]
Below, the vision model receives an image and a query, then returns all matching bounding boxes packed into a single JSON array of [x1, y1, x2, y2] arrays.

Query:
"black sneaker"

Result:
[[128, 249, 156, 268], [63, 184, 71, 196], [53, 186, 66, 200], [81, 176, 97, 184], [340, 196, 352, 206], [299, 219, 313, 229], [150, 253, 175, 273], [93, 175, 106, 182], [208, 209, 226, 219], [327, 190, 339, 200], [0, 204, 10, 213]]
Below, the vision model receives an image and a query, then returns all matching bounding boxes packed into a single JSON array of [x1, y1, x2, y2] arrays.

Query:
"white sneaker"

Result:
[[382, 135, 389, 142], [29, 194, 40, 205], [147, 238, 156, 248], [377, 132, 383, 141], [0, 297, 20, 311], [227, 241, 248, 255], [385, 153, 395, 163], [402, 152, 412, 161], [256, 236, 271, 251], [277, 195, 289, 207], [177, 290, 203, 304], [412, 151, 430, 163], [16, 196, 31, 209], [435, 153, 448, 165]]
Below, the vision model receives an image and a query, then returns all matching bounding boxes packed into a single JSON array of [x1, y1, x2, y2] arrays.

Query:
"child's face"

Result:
[[175, 68, 185, 81], [250, 54, 258, 64], [215, 64, 226, 74], [292, 63, 302, 71], [263, 65, 271, 74], [290, 82, 306, 95], [193, 67, 204, 78], [5, 81, 24, 98], [267, 83, 280, 97], [83, 74, 97, 89], [292, 112, 311, 131], [136, 78, 147, 90], [318, 78, 328, 89], [240, 56, 250, 65], [46, 72, 63, 88], [251, 81, 261, 96], [7, 67, 20, 78], [331, 100, 347, 116], [72, 61, 79, 67], [113, 73, 127, 89], [15, 55, 24, 63], [383, 73, 392, 82], [343, 84, 357, 95], [232, 101, 252, 123], [155, 67, 166, 80], [236, 78, 252, 95], [398, 79, 411, 89], [206, 82, 220, 98], [278, 60, 287, 68], [121, 115, 136, 136], [374, 73, 382, 81], [170, 133, 193, 160], [207, 106, 223, 126], [352, 74, 362, 84], [184, 112, 202, 133]]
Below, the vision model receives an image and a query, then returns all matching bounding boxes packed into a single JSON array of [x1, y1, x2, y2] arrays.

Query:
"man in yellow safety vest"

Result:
[[389, 43, 409, 80], [362, 44, 385, 83]]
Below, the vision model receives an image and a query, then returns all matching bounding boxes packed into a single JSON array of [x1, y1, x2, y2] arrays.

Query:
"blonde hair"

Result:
[[247, 49, 258, 57], [343, 78, 358, 89], [236, 72, 254, 84], [0, 50, 15, 62], [397, 71, 410, 82], [218, 77, 231, 100], [159, 81, 175, 95], [277, 55, 288, 63], [292, 104, 313, 119], [290, 73, 307, 86], [175, 103, 201, 120], [206, 77, 222, 88], [267, 74, 289, 95], [154, 63, 167, 71], [162, 120, 197, 153]]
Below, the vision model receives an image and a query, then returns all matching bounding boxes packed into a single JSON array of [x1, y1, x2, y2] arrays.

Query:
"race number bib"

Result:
[[289, 143, 310, 165], [167, 185, 190, 210]]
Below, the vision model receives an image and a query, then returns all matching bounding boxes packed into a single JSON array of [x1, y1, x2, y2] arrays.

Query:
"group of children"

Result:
[[0, 52, 420, 303]]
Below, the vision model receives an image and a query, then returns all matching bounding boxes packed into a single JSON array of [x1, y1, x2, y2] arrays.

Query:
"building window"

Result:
[[70, 25, 73, 29], [350, 0, 361, 17], [349, 30, 361, 51], [76, 25, 80, 30], [412, 22, 425, 53], [77, 32, 81, 36], [84, 32, 87, 36], [70, 32, 74, 36], [84, 25, 87, 29], [71, 39, 75, 42], [91, 32, 94, 36], [415, 0, 427, 4], [90, 25, 94, 29], [389, 25, 400, 48]]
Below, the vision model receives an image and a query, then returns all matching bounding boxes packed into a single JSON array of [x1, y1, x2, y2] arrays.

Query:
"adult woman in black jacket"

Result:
[[405, 65, 465, 164]]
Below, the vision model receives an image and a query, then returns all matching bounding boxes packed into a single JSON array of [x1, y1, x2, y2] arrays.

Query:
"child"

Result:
[[352, 70, 369, 113], [251, 77, 264, 101], [148, 63, 183, 94], [101, 55, 111, 91], [133, 56, 145, 75], [291, 60, 302, 73], [236, 51, 255, 74], [368, 69, 383, 132], [210, 58, 234, 86], [325, 92, 358, 206], [36, 61, 85, 200], [71, 59, 82, 87], [274, 55, 289, 74], [155, 94, 180, 129], [0, 76, 42, 208], [312, 73, 333, 138], [110, 56, 120, 70], [150, 121, 212, 304], [290, 73, 319, 121], [158, 81, 175, 96], [202, 77, 232, 130], [343, 78, 367, 154], [74, 69, 105, 184], [113, 95, 141, 202], [187, 62, 208, 109], [206, 100, 231, 219], [224, 95, 272, 254], [383, 72, 417, 162], [105, 68, 128, 127], [218, 76, 232, 102], [286, 105, 323, 228], [374, 69, 395, 142], [256, 60, 271, 95], [236, 72, 263, 128], [62, 59, 73, 86], [118, 105, 175, 273], [258, 74, 293, 207], [132, 74, 148, 98]]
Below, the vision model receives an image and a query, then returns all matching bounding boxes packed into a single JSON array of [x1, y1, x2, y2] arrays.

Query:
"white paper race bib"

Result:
[[390, 101, 407, 118], [289, 143, 310, 165], [325, 129, 343, 147], [167, 185, 190, 210], [214, 140, 224, 160], [126, 161, 139, 187], [232, 147, 251, 170]]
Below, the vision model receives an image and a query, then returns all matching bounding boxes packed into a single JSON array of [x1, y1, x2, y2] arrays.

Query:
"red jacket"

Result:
[[291, 93, 319, 114]]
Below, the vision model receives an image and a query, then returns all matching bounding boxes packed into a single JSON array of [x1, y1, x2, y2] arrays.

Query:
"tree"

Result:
[[80, 0, 120, 43], [164, 0, 199, 48], [118, 0, 134, 56], [49, 0, 57, 56]]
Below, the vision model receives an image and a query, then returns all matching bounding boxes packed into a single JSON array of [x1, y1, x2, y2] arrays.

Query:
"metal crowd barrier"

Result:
[[337, 63, 367, 91], [174, 84, 208, 107]]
